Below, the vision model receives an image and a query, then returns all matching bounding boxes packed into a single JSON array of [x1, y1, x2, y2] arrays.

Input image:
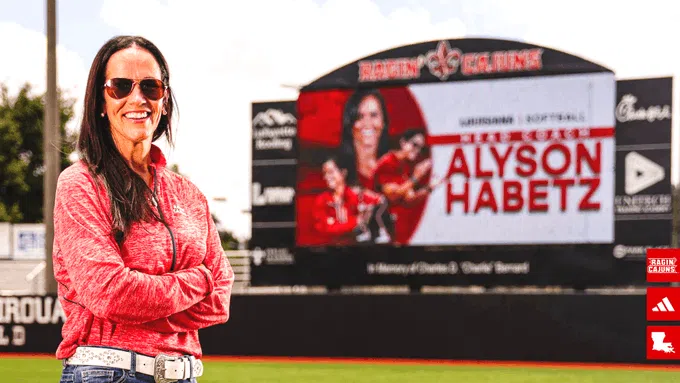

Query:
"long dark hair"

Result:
[[77, 35, 177, 243], [339, 88, 390, 187]]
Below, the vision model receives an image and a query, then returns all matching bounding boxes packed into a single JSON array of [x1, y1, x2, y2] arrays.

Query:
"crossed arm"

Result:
[[54, 170, 234, 330], [139, 202, 235, 333]]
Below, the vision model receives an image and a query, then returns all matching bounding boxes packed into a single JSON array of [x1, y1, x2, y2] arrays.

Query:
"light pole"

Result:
[[44, 0, 59, 295]]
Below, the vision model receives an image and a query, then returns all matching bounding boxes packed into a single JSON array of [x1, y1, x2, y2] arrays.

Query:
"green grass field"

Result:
[[2, 357, 680, 383]]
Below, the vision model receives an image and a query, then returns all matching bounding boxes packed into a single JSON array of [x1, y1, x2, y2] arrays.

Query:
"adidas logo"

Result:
[[652, 297, 676, 312]]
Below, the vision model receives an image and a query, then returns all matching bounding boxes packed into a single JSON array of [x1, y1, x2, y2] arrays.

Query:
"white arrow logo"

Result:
[[625, 151, 665, 195]]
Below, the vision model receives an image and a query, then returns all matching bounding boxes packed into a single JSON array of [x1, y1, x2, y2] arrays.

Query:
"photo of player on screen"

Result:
[[373, 129, 446, 244], [313, 156, 393, 246], [375, 129, 445, 205], [296, 86, 433, 247]]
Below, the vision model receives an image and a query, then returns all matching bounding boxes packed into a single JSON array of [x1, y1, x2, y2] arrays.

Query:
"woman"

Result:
[[314, 156, 392, 245], [338, 89, 391, 190], [53, 35, 234, 383], [373, 129, 445, 245]]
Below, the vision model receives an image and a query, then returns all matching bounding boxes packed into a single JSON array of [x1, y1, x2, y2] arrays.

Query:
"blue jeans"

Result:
[[59, 364, 198, 383]]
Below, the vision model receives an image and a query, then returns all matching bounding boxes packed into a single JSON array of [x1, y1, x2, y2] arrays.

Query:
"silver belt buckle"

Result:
[[154, 353, 179, 383]]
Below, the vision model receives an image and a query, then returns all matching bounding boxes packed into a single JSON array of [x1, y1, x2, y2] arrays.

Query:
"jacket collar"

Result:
[[149, 144, 167, 169]]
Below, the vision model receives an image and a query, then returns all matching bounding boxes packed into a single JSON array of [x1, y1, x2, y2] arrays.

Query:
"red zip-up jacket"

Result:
[[52, 144, 234, 360]]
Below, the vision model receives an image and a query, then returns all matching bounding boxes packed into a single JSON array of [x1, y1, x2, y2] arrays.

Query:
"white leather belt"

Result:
[[64, 346, 204, 383]]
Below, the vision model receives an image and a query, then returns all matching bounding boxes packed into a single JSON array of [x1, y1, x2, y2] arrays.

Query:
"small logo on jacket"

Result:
[[173, 205, 185, 215]]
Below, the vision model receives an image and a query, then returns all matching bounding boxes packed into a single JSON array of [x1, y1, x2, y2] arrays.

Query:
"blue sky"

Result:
[[0, 0, 678, 239], [0, 0, 115, 61]]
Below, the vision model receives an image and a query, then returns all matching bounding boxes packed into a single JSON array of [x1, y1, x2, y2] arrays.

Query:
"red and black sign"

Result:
[[302, 38, 611, 91], [647, 287, 680, 321], [647, 249, 680, 283], [248, 38, 667, 289], [647, 326, 680, 360]]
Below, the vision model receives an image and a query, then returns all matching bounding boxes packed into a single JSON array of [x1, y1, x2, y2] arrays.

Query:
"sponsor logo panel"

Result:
[[251, 102, 298, 161], [647, 287, 680, 321], [647, 326, 680, 359], [647, 249, 680, 283]]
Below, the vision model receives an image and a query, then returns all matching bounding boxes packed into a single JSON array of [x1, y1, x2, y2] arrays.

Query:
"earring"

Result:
[[162, 109, 167, 115], [101, 112, 105, 118]]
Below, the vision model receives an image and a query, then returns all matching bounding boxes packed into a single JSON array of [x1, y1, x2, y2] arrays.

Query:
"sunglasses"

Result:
[[104, 78, 166, 100]]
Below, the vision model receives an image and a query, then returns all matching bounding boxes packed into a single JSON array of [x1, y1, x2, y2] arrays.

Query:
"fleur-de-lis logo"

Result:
[[425, 41, 462, 81]]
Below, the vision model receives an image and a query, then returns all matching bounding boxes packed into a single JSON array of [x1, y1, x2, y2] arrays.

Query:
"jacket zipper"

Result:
[[150, 168, 177, 271]]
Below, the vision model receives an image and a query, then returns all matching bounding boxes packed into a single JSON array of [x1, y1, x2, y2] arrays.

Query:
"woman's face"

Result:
[[352, 95, 384, 157], [322, 160, 345, 190], [103, 46, 166, 148], [402, 133, 425, 161]]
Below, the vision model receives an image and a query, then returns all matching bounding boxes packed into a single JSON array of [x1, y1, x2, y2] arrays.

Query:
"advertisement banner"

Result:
[[612, 77, 673, 261], [251, 164, 296, 223], [647, 287, 680, 322], [296, 73, 616, 247], [647, 248, 680, 283], [251, 101, 298, 161], [11, 224, 45, 260], [647, 326, 680, 360], [250, 101, 297, 250], [0, 296, 64, 353]]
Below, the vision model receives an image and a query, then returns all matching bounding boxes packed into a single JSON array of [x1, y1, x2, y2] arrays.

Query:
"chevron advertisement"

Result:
[[612, 77, 673, 260], [295, 72, 616, 246]]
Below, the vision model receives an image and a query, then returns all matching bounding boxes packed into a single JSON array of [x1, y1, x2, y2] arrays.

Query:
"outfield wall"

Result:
[[201, 293, 660, 364], [0, 293, 671, 364]]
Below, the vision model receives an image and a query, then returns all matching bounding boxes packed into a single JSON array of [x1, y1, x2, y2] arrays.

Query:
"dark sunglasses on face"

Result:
[[104, 78, 166, 100]]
